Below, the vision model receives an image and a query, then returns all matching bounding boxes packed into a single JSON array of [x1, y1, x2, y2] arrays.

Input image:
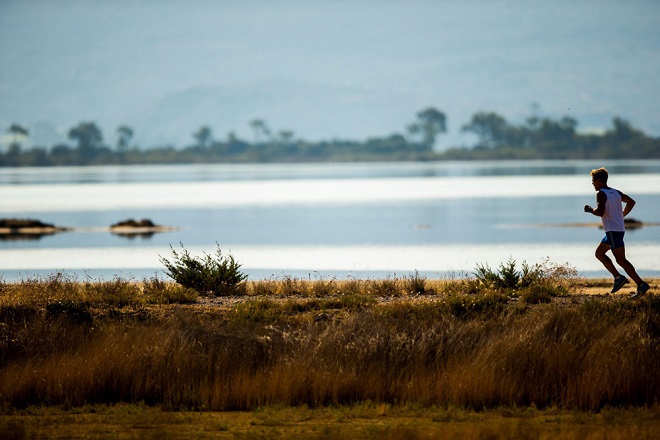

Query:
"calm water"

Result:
[[1, 160, 659, 281]]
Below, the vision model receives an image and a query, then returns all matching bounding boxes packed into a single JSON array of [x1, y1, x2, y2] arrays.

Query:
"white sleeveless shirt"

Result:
[[600, 187, 625, 232]]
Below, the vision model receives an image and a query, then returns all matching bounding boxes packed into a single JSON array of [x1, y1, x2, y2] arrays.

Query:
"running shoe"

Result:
[[611, 276, 629, 293], [636, 282, 650, 296]]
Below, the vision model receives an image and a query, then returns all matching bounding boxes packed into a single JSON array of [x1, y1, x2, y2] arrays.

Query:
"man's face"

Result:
[[592, 178, 605, 191]]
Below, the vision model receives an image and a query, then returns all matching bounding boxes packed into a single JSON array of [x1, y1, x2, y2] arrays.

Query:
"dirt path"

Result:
[[578, 277, 656, 296], [191, 278, 657, 309]]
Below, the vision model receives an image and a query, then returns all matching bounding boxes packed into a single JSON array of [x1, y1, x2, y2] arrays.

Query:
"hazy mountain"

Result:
[[1, 0, 658, 150]]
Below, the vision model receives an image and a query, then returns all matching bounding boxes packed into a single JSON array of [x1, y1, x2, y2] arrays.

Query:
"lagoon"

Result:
[[1, 160, 659, 281]]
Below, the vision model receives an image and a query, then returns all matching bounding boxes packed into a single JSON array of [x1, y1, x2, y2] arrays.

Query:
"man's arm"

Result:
[[619, 191, 636, 217], [584, 190, 607, 217]]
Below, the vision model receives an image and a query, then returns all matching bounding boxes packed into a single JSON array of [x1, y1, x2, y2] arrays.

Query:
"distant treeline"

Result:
[[2, 108, 659, 166]]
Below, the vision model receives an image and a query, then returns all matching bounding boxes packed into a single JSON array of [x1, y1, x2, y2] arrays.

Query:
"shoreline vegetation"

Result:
[[1, 265, 658, 437], [4, 109, 660, 167]]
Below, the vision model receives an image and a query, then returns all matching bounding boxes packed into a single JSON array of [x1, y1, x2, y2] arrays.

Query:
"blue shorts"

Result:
[[601, 231, 625, 249]]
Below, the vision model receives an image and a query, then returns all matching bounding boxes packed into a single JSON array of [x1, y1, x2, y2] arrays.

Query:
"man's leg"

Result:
[[612, 246, 644, 285], [595, 242, 620, 278]]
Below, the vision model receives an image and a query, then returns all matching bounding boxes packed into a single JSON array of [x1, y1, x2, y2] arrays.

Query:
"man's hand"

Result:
[[584, 205, 593, 213]]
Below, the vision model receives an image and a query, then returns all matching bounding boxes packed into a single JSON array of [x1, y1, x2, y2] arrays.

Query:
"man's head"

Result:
[[590, 167, 608, 190]]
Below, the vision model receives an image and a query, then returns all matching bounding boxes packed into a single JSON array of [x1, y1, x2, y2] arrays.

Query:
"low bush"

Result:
[[160, 243, 247, 296], [474, 258, 579, 301], [475, 258, 523, 291]]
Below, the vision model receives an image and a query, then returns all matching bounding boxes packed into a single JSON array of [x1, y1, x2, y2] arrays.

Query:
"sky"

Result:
[[1, 0, 659, 150]]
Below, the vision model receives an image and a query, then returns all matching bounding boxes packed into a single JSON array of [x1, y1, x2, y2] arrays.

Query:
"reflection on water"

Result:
[[0, 231, 60, 241], [2, 160, 660, 185], [1, 161, 659, 280], [3, 175, 660, 214], [111, 231, 157, 240]]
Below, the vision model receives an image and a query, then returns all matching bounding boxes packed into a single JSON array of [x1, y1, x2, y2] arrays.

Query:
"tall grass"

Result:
[[0, 270, 657, 412]]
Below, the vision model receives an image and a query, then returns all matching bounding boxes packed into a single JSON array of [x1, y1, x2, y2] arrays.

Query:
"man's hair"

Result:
[[590, 167, 608, 183]]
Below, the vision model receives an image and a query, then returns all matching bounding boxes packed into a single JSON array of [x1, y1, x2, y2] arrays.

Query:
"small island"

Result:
[[0, 217, 177, 240], [0, 218, 70, 240], [110, 218, 177, 237]]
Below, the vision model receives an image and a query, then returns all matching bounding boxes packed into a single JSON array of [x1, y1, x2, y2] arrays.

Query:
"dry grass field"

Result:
[[0, 270, 657, 439], [2, 403, 659, 439]]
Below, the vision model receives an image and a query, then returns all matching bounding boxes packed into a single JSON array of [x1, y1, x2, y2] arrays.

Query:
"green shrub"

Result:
[[475, 258, 520, 291], [474, 258, 576, 300], [519, 260, 545, 288], [160, 243, 247, 296]]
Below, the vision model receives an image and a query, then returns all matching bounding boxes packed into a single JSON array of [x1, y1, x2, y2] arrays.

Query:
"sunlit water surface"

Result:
[[1, 161, 659, 281]]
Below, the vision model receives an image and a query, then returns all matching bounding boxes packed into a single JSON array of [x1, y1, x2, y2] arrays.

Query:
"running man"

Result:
[[584, 167, 650, 296]]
